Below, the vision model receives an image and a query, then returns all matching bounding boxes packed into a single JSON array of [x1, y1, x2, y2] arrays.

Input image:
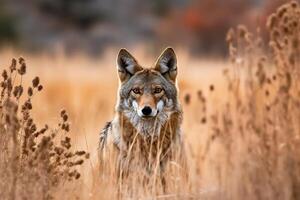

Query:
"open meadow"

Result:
[[0, 1, 300, 199], [0, 48, 230, 199]]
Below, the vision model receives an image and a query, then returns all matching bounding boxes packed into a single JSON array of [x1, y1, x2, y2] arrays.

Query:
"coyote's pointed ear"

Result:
[[154, 47, 177, 82], [117, 49, 143, 83]]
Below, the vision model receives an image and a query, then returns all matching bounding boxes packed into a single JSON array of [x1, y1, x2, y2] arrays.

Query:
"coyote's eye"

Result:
[[154, 87, 163, 94], [132, 88, 141, 94]]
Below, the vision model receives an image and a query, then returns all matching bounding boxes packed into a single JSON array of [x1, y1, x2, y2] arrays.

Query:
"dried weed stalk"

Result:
[[0, 58, 89, 200]]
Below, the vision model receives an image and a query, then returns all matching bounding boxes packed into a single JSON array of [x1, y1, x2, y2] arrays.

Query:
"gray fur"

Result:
[[99, 48, 184, 180], [117, 69, 180, 137]]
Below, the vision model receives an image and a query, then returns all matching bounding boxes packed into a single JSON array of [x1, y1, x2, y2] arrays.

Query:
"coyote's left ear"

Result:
[[154, 47, 177, 82]]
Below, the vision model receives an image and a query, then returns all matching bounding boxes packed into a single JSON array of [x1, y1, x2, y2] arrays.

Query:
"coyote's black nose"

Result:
[[142, 106, 152, 116]]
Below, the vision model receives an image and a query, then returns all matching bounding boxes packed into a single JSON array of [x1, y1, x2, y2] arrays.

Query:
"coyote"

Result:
[[99, 48, 184, 179]]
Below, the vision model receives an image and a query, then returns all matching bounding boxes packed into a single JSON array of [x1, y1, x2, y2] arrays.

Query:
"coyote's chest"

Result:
[[118, 113, 180, 164]]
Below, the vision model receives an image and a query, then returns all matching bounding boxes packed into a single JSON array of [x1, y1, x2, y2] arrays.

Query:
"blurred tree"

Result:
[[36, 0, 102, 28], [157, 0, 260, 55], [0, 3, 18, 45], [184, 0, 255, 54], [152, 0, 171, 16], [0, 0, 286, 56]]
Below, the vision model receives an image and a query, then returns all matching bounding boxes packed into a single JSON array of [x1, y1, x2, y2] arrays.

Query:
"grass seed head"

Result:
[[32, 77, 40, 88], [184, 93, 191, 105], [37, 85, 43, 91]]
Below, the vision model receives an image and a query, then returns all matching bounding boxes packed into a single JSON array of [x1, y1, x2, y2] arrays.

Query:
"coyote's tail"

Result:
[[99, 121, 112, 150]]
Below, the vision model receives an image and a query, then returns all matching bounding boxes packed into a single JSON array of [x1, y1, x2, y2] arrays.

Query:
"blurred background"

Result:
[[0, 0, 288, 57], [0, 1, 299, 198]]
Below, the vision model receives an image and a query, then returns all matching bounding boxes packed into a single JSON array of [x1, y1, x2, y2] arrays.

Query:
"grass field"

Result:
[[0, 49, 228, 198], [1, 1, 300, 199]]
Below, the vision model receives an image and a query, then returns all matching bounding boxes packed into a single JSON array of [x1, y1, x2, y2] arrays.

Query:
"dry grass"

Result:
[[0, 57, 90, 200], [1, 1, 300, 199]]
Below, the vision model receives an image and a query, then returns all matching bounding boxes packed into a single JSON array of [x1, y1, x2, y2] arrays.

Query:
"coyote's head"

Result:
[[116, 48, 181, 137]]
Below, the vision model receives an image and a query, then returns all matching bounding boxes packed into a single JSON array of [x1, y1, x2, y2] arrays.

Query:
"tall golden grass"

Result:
[[0, 1, 300, 199]]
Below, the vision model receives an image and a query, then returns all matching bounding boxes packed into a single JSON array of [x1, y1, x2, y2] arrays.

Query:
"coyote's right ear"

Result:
[[117, 49, 143, 83], [154, 47, 177, 83]]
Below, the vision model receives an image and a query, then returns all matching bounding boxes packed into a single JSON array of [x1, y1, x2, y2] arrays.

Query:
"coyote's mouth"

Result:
[[123, 107, 169, 136], [121, 98, 175, 136], [132, 100, 164, 118]]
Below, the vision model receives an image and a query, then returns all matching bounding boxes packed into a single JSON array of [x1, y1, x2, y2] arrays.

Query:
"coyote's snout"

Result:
[[99, 47, 184, 180], [130, 78, 165, 118]]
